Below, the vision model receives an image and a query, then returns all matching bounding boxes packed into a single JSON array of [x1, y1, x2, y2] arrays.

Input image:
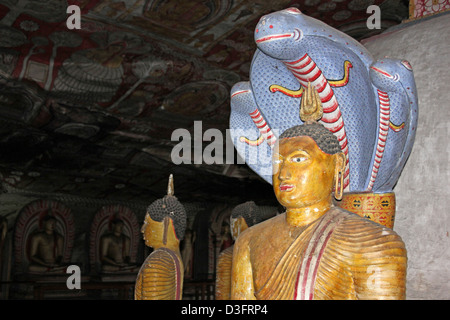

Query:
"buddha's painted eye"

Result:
[[292, 157, 306, 163]]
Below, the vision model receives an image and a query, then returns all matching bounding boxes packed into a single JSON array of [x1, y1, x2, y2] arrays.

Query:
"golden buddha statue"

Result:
[[231, 83, 407, 300], [28, 214, 67, 273], [216, 201, 262, 300], [135, 175, 187, 300]]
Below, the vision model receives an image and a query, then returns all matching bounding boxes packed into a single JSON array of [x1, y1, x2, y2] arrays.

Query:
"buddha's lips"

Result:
[[256, 33, 292, 43], [280, 184, 294, 191]]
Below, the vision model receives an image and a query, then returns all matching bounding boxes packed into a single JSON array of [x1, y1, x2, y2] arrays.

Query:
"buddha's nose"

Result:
[[278, 164, 291, 180]]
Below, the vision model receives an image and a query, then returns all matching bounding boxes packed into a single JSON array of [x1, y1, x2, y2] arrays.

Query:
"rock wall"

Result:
[[363, 12, 450, 300]]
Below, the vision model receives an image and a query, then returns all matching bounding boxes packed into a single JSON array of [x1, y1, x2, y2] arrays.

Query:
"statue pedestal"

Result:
[[16, 271, 68, 282], [336, 192, 396, 229], [91, 273, 136, 299], [12, 273, 88, 299]]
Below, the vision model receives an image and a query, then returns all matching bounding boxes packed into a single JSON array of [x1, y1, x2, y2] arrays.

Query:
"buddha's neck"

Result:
[[285, 197, 332, 228], [152, 242, 180, 254]]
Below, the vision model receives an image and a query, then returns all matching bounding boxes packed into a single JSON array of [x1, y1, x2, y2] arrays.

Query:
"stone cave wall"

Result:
[[363, 12, 450, 299]]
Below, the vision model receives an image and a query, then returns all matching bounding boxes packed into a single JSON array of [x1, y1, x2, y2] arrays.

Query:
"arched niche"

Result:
[[13, 199, 74, 277], [88, 204, 140, 279]]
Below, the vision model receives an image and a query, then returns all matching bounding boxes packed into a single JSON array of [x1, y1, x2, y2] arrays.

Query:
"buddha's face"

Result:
[[141, 214, 162, 248], [272, 136, 338, 209], [43, 218, 56, 233], [112, 221, 124, 234], [141, 214, 179, 249]]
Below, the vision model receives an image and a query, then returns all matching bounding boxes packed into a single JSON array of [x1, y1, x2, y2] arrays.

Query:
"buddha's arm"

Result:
[[134, 249, 180, 300], [352, 228, 407, 300], [134, 269, 144, 300], [230, 235, 256, 300], [29, 236, 47, 265], [55, 235, 64, 263], [215, 246, 233, 300], [99, 238, 117, 265], [123, 237, 131, 263]]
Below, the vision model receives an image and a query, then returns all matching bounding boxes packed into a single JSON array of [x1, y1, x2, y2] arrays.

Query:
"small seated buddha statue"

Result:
[[135, 175, 187, 300], [28, 214, 67, 273], [100, 218, 139, 273], [231, 83, 407, 300]]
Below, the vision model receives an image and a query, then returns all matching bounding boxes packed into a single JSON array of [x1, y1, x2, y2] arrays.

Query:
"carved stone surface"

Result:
[[363, 11, 450, 300]]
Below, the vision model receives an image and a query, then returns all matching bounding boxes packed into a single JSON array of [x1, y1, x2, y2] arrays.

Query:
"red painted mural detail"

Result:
[[0, 1, 407, 205], [0, 0, 390, 132], [409, 0, 450, 19]]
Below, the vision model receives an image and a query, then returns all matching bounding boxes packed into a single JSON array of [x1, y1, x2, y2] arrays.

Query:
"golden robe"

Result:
[[232, 208, 407, 300]]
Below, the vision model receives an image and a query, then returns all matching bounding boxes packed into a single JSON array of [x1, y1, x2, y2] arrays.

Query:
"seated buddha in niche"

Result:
[[28, 215, 67, 273], [100, 217, 139, 273], [231, 83, 407, 300]]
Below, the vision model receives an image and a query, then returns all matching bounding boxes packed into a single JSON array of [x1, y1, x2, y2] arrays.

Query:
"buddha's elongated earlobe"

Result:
[[334, 153, 346, 200], [335, 168, 344, 200], [163, 216, 169, 245]]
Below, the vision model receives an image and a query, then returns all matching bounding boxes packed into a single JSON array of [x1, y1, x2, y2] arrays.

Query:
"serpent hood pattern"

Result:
[[229, 7, 418, 192]]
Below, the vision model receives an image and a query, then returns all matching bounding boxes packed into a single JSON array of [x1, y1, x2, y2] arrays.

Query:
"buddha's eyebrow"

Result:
[[291, 149, 309, 155]]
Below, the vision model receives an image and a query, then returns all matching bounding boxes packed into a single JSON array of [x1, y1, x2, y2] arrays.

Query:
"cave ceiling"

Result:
[[0, 0, 408, 205]]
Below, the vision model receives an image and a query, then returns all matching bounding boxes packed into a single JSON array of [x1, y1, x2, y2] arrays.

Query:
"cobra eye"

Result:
[[401, 60, 413, 71]]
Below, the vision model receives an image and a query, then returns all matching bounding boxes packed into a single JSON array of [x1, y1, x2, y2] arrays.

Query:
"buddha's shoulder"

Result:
[[237, 213, 286, 242], [332, 207, 405, 245], [142, 248, 181, 269]]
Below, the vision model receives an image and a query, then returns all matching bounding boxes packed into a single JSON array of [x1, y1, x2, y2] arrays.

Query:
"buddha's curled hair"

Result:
[[231, 201, 263, 228], [147, 195, 187, 240], [279, 122, 341, 155]]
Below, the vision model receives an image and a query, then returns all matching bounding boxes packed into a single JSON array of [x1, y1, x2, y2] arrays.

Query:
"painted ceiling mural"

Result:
[[0, 0, 408, 203]]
